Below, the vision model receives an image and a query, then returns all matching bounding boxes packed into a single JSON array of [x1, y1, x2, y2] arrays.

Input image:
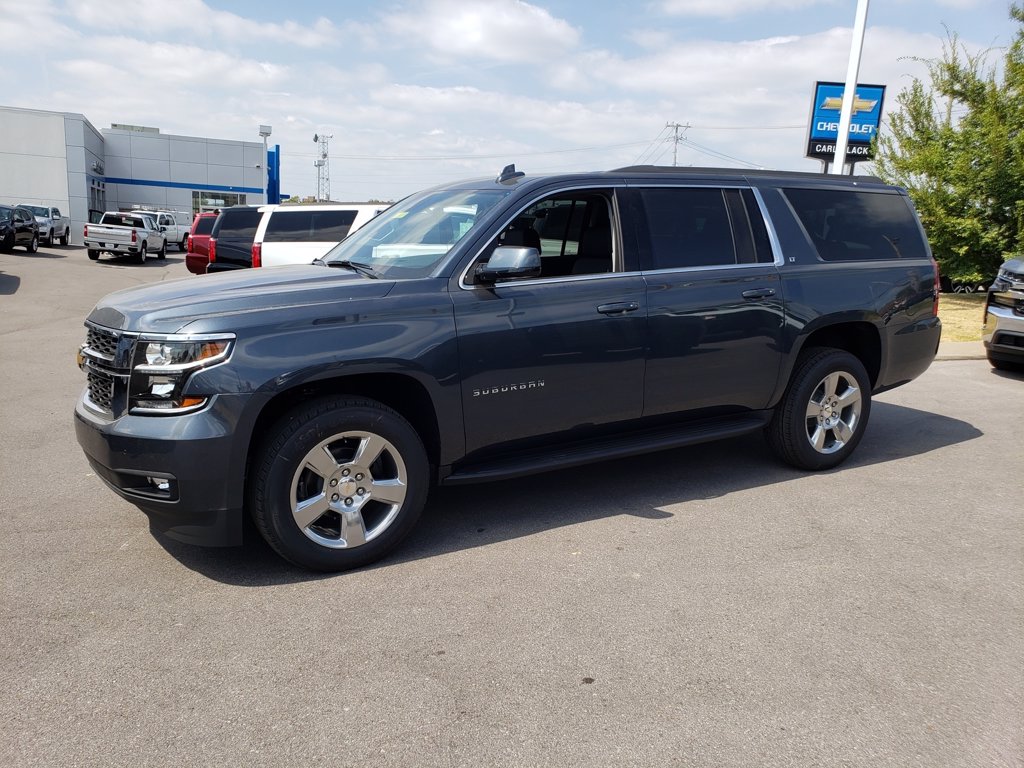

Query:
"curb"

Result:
[[934, 342, 986, 362]]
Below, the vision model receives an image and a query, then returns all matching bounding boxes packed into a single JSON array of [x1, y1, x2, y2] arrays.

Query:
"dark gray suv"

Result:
[[983, 258, 1024, 371]]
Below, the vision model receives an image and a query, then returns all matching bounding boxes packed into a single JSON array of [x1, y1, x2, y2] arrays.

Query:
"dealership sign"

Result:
[[806, 81, 885, 162]]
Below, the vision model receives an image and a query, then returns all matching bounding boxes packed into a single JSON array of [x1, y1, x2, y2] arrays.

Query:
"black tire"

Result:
[[60, 229, 69, 246], [26, 234, 38, 253], [87, 249, 100, 261], [249, 396, 429, 572], [1, 233, 13, 252], [44, 230, 53, 247], [135, 243, 147, 264], [768, 347, 872, 471], [179, 236, 188, 252], [157, 240, 167, 260]]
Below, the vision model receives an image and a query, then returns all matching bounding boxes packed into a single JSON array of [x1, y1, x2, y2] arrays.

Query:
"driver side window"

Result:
[[486, 190, 616, 279]]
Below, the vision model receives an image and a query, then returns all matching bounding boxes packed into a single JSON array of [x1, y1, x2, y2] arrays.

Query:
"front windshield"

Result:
[[323, 188, 511, 279], [24, 206, 48, 217]]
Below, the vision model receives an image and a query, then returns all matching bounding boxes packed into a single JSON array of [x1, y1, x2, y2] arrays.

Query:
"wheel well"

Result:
[[799, 322, 881, 386], [248, 373, 442, 471]]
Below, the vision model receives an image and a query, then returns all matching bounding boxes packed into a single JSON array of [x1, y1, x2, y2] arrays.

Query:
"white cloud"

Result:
[[383, 0, 581, 62], [658, 0, 840, 18], [67, 0, 341, 48]]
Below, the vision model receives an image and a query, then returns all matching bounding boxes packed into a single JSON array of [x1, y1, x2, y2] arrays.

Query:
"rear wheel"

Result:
[[250, 397, 429, 572], [60, 229, 69, 246], [157, 240, 167, 260], [87, 249, 100, 261], [768, 348, 871, 471]]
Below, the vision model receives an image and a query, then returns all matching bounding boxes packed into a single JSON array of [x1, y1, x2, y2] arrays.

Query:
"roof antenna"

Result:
[[496, 164, 525, 184]]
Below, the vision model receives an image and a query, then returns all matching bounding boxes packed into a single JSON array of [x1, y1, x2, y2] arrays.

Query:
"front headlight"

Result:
[[129, 334, 234, 414]]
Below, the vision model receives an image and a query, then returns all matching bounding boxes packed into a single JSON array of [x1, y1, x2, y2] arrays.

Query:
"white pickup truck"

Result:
[[149, 210, 192, 252], [84, 211, 167, 264], [19, 205, 71, 246]]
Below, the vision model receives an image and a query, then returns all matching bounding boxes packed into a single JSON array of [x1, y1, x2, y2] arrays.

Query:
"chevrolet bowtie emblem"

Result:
[[821, 95, 878, 115]]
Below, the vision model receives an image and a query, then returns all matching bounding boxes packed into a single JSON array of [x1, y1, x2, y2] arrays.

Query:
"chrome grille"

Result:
[[87, 369, 115, 410], [81, 323, 131, 416], [86, 327, 118, 360]]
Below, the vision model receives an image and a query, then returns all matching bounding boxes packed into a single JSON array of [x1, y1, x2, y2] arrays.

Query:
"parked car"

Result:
[[0, 205, 40, 252], [185, 212, 218, 275], [983, 258, 1024, 371], [149, 210, 192, 252], [83, 211, 166, 263], [18, 204, 70, 246], [75, 164, 942, 572], [205, 205, 270, 273], [251, 203, 387, 267]]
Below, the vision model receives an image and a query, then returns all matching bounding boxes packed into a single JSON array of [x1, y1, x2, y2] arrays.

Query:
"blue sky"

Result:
[[1, 0, 1014, 201]]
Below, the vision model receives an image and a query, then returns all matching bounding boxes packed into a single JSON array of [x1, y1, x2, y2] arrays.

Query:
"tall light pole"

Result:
[[258, 124, 272, 202], [831, 0, 869, 174]]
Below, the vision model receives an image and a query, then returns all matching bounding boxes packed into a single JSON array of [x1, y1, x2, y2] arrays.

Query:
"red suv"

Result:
[[185, 212, 218, 274]]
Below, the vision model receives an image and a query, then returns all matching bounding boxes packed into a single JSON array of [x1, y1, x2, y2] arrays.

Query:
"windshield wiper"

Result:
[[316, 259, 379, 278]]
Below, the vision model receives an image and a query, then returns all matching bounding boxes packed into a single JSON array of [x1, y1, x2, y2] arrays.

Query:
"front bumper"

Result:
[[983, 295, 1024, 363], [74, 393, 248, 546]]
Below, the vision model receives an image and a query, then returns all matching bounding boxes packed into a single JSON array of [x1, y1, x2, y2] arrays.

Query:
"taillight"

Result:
[[208, 238, 217, 263], [252, 241, 262, 268], [131, 229, 137, 244], [931, 257, 941, 317], [83, 225, 88, 238], [186, 234, 193, 253]]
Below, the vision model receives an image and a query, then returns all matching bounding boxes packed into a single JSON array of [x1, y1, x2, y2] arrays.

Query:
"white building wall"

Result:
[[0, 106, 71, 219]]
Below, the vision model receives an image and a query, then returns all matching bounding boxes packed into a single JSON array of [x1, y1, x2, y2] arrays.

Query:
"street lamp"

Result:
[[258, 124, 272, 202]]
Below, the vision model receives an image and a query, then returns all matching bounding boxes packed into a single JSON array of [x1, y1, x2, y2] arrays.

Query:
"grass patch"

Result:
[[939, 293, 986, 342]]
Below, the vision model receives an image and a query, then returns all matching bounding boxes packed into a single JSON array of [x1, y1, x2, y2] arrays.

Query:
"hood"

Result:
[[87, 265, 395, 333]]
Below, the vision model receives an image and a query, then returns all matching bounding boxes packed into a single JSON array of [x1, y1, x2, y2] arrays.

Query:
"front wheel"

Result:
[[26, 234, 38, 253], [60, 229, 69, 246], [768, 348, 871, 471], [157, 240, 167, 260], [179, 236, 188, 252], [135, 242, 147, 264], [249, 397, 429, 572]]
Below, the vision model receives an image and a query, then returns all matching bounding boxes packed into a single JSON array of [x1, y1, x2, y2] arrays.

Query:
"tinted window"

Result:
[[214, 208, 263, 237], [638, 188, 737, 269], [783, 188, 928, 261], [101, 213, 145, 228], [193, 216, 215, 235], [264, 209, 358, 242], [0, 208, 11, 222]]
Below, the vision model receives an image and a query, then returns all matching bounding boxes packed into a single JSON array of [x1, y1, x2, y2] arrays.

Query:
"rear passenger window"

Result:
[[216, 209, 263, 237], [637, 188, 741, 269], [264, 210, 358, 242], [783, 188, 928, 261]]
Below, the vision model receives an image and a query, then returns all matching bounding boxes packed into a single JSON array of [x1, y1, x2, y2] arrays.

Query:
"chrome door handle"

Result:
[[597, 302, 640, 315]]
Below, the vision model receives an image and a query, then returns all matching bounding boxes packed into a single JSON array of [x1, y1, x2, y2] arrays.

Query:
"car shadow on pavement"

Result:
[[0, 271, 20, 294], [154, 402, 983, 585]]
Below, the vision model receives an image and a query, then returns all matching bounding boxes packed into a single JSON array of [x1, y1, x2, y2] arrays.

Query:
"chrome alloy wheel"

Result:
[[289, 431, 408, 549], [804, 370, 862, 454]]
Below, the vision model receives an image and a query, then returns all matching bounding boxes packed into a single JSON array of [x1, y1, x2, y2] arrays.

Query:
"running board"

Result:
[[442, 412, 771, 486]]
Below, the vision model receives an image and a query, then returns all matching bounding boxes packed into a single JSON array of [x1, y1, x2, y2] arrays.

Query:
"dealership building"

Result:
[[0, 105, 279, 245]]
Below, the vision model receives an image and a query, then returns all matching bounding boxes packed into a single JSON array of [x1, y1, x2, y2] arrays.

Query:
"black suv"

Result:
[[75, 165, 941, 571], [206, 205, 266, 273], [0, 205, 40, 252]]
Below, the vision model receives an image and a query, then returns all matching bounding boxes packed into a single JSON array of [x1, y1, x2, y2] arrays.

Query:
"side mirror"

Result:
[[474, 246, 541, 284]]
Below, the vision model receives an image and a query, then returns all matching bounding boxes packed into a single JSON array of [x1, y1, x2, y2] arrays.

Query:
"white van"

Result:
[[251, 203, 388, 267]]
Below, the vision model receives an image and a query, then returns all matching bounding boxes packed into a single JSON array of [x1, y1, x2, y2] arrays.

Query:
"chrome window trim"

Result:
[[750, 187, 785, 267], [641, 261, 780, 277]]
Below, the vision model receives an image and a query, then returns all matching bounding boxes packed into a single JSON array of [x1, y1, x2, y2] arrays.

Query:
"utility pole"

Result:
[[313, 132, 333, 201], [666, 122, 689, 167]]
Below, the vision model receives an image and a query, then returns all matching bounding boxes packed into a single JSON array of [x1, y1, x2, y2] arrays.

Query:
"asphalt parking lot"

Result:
[[1, 244, 1022, 767]]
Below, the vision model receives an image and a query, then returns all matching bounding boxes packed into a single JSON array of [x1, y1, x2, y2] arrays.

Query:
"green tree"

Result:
[[873, 5, 1024, 283]]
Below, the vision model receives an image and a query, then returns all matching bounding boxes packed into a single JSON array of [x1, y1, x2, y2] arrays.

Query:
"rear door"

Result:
[[208, 207, 263, 271], [626, 185, 786, 417], [451, 186, 647, 457]]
